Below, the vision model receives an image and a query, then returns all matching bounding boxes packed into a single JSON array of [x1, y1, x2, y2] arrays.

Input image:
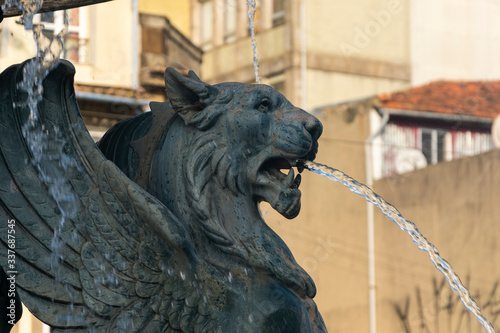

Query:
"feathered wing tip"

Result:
[[0, 59, 98, 328], [0, 60, 203, 331]]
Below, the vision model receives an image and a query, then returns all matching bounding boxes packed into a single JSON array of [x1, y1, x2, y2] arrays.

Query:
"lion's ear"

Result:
[[164, 67, 217, 124]]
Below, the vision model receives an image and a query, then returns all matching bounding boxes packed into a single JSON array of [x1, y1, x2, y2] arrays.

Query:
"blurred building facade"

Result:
[[0, 0, 200, 141], [193, 0, 411, 110]]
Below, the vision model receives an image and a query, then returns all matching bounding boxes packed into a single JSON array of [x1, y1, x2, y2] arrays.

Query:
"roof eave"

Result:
[[380, 107, 493, 125]]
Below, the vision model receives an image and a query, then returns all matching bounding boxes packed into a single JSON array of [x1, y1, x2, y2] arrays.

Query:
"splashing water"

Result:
[[3, 0, 84, 326], [302, 160, 496, 333], [247, 0, 260, 84]]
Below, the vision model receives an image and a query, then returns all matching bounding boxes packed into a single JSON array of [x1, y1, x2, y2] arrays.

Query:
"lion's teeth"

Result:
[[284, 168, 295, 187], [293, 174, 302, 189], [268, 167, 283, 179]]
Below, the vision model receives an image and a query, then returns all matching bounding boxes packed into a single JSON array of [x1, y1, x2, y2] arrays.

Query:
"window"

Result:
[[0, 23, 3, 57], [421, 128, 447, 165], [380, 122, 495, 178], [200, 0, 214, 50], [36, 8, 88, 64], [272, 0, 285, 27], [223, 0, 237, 43]]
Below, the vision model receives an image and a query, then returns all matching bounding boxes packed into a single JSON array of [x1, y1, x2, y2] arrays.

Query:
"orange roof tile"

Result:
[[378, 81, 500, 119]]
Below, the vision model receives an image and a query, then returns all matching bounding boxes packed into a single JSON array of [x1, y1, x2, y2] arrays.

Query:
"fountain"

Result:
[[0, 58, 327, 331], [0, 1, 497, 332]]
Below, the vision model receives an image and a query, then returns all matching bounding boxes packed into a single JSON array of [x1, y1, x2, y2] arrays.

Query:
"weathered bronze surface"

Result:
[[0, 59, 325, 332], [0, 0, 112, 18]]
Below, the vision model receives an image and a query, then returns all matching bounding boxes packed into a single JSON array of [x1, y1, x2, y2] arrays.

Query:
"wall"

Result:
[[304, 0, 411, 110], [0, 1, 134, 88], [373, 149, 500, 332], [78, 0, 133, 87], [200, 0, 411, 108], [411, 0, 500, 85], [306, 0, 409, 63], [306, 69, 408, 110], [201, 25, 288, 84], [139, 0, 191, 37], [0, 20, 37, 71]]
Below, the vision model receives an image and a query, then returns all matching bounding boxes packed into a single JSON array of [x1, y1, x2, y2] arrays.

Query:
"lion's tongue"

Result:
[[257, 167, 295, 190], [271, 167, 294, 187]]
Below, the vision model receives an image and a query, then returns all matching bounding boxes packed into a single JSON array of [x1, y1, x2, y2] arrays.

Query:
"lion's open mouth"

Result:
[[254, 157, 305, 219], [260, 158, 302, 189]]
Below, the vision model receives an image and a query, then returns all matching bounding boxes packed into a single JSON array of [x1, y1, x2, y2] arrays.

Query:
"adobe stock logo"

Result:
[[339, 0, 403, 57]]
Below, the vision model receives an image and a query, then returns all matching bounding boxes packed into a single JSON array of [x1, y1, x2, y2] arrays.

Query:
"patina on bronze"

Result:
[[0, 59, 326, 332], [0, 0, 113, 18]]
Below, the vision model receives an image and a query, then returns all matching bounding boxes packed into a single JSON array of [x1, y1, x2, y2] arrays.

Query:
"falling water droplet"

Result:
[[5, 0, 88, 327], [246, 0, 261, 83]]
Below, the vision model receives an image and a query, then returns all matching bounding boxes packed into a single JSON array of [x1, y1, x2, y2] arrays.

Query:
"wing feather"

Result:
[[0, 60, 218, 331]]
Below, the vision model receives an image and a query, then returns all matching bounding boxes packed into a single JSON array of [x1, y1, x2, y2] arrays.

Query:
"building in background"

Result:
[[0, 0, 200, 141], [263, 78, 499, 332], [374, 80, 497, 178], [193, 0, 411, 109], [194, 0, 500, 110]]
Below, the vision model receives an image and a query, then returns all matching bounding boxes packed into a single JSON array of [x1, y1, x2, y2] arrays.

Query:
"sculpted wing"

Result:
[[0, 60, 214, 332]]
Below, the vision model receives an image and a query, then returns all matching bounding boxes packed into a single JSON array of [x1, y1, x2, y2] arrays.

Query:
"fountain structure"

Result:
[[0, 1, 497, 332], [0, 57, 326, 333]]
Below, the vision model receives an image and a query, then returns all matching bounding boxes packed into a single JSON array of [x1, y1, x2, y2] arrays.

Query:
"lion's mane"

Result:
[[98, 99, 315, 298]]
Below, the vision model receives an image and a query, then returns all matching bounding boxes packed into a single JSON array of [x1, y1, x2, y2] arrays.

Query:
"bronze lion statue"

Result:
[[0, 60, 326, 332]]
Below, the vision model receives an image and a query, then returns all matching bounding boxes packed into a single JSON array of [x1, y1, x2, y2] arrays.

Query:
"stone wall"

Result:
[[374, 148, 500, 332]]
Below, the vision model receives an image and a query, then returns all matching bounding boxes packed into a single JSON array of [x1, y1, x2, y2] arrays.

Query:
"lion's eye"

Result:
[[257, 99, 271, 113]]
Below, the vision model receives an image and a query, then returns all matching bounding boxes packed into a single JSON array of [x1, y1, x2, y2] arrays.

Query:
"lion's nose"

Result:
[[286, 108, 323, 141], [304, 115, 322, 142]]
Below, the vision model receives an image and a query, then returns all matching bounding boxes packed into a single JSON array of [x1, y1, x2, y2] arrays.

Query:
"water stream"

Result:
[[2, 0, 84, 326], [302, 160, 496, 333], [246, 0, 260, 84]]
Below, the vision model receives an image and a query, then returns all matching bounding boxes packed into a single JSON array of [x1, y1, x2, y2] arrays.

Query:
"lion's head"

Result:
[[98, 68, 322, 298], [154, 69, 321, 218]]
